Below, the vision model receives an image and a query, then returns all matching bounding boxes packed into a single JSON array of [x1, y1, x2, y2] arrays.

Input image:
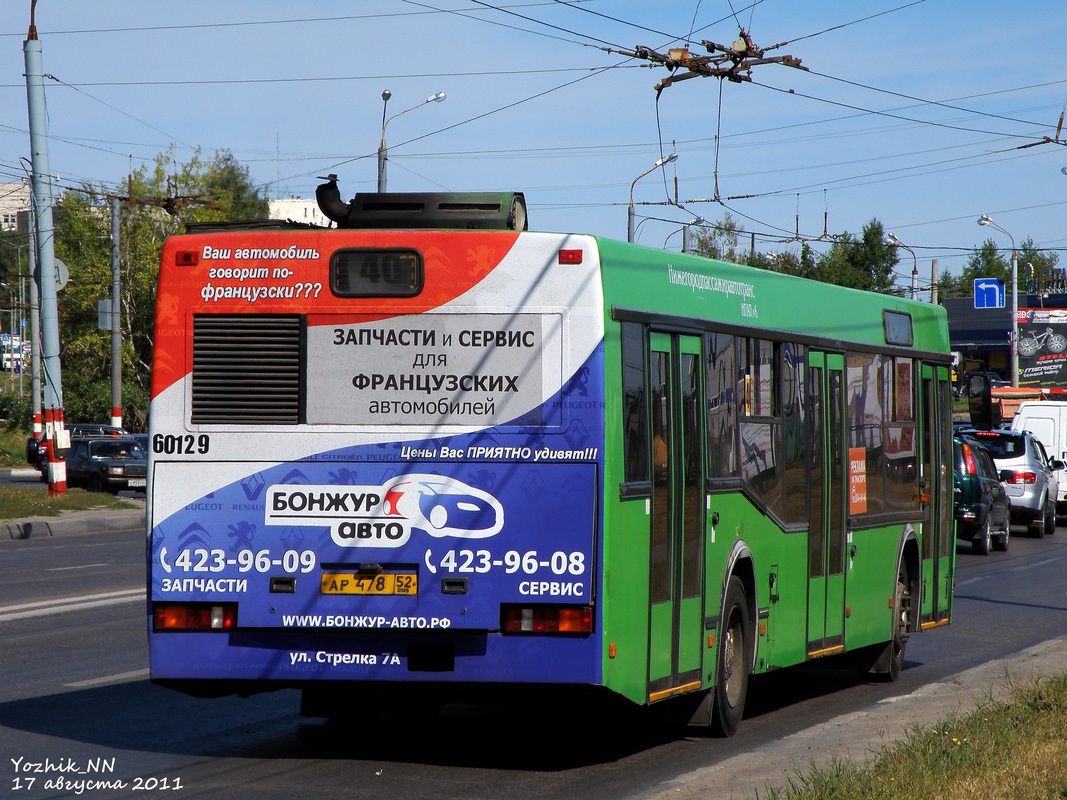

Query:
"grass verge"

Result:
[[766, 673, 1067, 800], [0, 425, 31, 467], [0, 485, 138, 521], [0, 427, 140, 520]]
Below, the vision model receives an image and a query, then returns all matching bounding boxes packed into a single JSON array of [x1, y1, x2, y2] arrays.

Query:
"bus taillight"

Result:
[[175, 250, 200, 266], [501, 605, 592, 634], [153, 603, 236, 631], [558, 249, 583, 264]]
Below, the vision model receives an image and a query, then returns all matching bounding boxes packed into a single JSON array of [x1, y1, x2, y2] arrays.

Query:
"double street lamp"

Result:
[[628, 153, 678, 243], [977, 214, 1019, 387], [377, 89, 446, 193]]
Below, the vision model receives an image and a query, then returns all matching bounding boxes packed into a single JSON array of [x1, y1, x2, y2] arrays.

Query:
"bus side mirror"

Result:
[[968, 375, 993, 430]]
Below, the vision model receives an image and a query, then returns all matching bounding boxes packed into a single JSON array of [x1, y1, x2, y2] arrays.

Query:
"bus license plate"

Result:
[[320, 573, 417, 596]]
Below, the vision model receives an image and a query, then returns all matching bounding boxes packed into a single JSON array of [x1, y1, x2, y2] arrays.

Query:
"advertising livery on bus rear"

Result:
[[147, 180, 953, 734]]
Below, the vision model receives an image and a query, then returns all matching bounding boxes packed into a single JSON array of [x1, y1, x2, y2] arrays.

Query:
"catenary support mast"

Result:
[[24, 4, 66, 493]]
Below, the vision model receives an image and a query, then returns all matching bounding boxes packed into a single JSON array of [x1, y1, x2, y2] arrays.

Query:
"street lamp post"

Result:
[[0, 288, 16, 394], [977, 214, 1019, 387], [628, 153, 678, 243], [681, 216, 704, 254], [663, 216, 705, 252], [0, 238, 24, 395], [377, 90, 446, 193], [886, 232, 918, 300]]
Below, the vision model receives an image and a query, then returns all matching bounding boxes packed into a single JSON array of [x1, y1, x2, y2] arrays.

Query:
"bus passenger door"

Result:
[[919, 364, 954, 625], [647, 333, 706, 701], [806, 351, 846, 656]]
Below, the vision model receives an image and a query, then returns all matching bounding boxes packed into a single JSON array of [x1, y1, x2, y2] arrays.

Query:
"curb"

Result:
[[0, 508, 146, 539], [648, 636, 1067, 799], [0, 468, 40, 478], [1, 466, 146, 538]]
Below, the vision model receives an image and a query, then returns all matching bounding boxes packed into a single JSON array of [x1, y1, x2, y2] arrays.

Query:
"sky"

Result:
[[2, 1, 1067, 295]]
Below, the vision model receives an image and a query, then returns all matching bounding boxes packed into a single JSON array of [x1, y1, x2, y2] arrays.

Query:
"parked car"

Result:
[[959, 428, 1065, 537], [953, 436, 1011, 554], [29, 423, 131, 475], [64, 436, 146, 493]]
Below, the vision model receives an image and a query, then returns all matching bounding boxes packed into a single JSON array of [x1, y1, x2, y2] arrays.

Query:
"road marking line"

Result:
[[0, 588, 142, 612], [65, 668, 150, 688], [47, 563, 110, 571], [0, 589, 144, 622]]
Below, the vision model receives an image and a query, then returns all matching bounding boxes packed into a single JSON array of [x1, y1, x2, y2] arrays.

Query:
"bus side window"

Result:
[[620, 322, 649, 490], [706, 331, 738, 479]]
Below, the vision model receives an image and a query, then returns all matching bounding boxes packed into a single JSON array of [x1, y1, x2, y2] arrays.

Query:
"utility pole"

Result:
[[23, 212, 41, 439], [69, 180, 221, 433], [110, 197, 121, 428], [24, 3, 67, 494]]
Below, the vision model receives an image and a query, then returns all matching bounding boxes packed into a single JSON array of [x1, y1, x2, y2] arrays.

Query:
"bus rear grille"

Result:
[[192, 315, 302, 424]]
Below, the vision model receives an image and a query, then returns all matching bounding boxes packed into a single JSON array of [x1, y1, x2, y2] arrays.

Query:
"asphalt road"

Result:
[[1, 523, 1065, 800]]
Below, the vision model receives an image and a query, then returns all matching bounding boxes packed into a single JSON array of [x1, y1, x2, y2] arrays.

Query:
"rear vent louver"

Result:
[[192, 315, 303, 424]]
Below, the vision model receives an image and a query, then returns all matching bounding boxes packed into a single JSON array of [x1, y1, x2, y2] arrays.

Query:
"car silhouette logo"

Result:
[[383, 475, 504, 539]]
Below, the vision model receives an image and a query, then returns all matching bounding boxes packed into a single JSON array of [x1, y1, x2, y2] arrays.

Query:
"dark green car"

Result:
[[953, 436, 1011, 555]]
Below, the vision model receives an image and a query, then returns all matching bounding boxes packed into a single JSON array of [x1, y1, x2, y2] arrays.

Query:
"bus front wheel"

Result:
[[711, 576, 751, 737]]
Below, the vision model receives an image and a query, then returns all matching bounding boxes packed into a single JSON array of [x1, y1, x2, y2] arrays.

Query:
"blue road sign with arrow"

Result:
[[974, 278, 1005, 309]]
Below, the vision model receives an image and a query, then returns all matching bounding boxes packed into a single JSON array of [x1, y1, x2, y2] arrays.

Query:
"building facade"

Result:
[[946, 294, 1067, 387], [267, 197, 331, 228], [0, 183, 29, 233]]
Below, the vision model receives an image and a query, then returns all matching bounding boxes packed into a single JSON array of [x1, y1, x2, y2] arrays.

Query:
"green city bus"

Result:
[[147, 188, 953, 735]]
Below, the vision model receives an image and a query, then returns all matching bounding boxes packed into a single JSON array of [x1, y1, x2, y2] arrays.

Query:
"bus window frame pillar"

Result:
[[628, 153, 677, 243], [978, 214, 1018, 388]]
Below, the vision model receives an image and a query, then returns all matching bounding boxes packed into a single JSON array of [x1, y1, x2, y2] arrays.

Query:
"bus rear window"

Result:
[[331, 249, 423, 297]]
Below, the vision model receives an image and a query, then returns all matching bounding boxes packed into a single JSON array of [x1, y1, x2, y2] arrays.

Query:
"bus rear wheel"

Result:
[[711, 576, 751, 737]]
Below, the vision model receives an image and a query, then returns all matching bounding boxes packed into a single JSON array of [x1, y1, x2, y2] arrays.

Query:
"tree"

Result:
[[50, 147, 269, 428], [815, 219, 897, 293], [688, 213, 746, 262], [938, 237, 1061, 300], [0, 231, 25, 289], [964, 239, 1009, 283], [746, 244, 818, 279], [937, 266, 965, 299]]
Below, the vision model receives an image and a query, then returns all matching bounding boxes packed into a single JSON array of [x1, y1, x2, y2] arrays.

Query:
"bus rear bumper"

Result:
[[148, 627, 601, 694]]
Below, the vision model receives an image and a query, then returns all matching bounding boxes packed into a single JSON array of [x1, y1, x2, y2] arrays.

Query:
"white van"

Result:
[[1012, 401, 1067, 514]]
